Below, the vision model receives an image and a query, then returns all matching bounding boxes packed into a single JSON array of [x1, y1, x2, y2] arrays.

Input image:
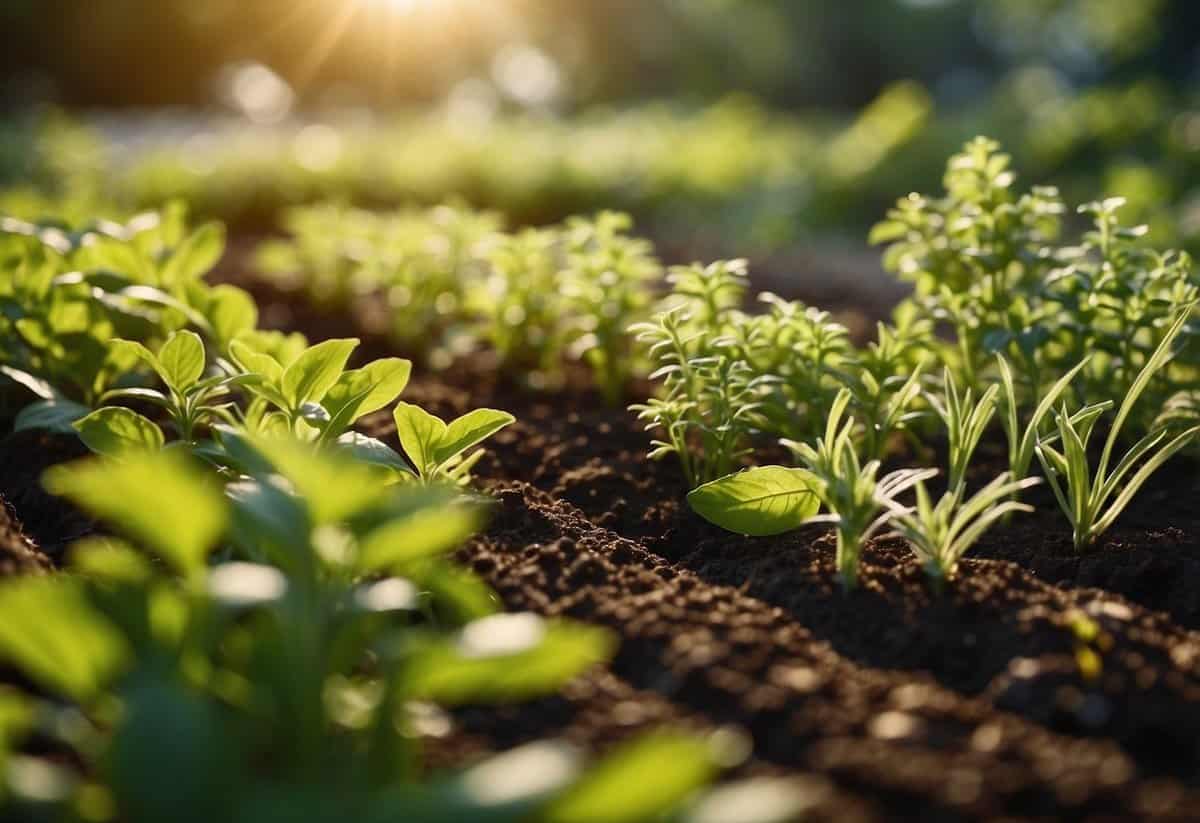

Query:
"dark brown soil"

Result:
[[0, 428, 92, 562], [3, 268, 1200, 820], [0, 496, 50, 577]]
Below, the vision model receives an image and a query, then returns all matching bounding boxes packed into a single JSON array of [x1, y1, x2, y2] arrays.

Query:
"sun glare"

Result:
[[364, 0, 453, 16]]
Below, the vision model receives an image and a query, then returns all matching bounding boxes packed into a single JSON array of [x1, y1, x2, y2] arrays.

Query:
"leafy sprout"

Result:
[[785, 390, 936, 589], [928, 366, 998, 494], [1035, 310, 1200, 550], [886, 472, 1039, 588]]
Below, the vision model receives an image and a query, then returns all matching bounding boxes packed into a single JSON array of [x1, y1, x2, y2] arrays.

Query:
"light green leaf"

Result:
[[157, 330, 206, 391], [357, 504, 482, 574], [0, 577, 128, 701], [281, 338, 358, 409], [321, 357, 412, 436], [407, 615, 614, 705], [334, 432, 414, 476], [545, 733, 719, 823], [688, 466, 820, 536], [161, 222, 225, 285], [868, 220, 908, 245], [44, 451, 228, 578], [229, 339, 284, 384], [205, 285, 258, 348], [250, 436, 391, 525], [434, 409, 516, 467], [393, 402, 447, 475], [74, 407, 165, 457]]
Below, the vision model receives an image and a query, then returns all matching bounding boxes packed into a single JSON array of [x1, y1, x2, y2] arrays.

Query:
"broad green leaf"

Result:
[[335, 432, 414, 476], [406, 615, 614, 705], [357, 504, 482, 574], [688, 466, 820, 536], [14, 399, 91, 434], [110, 338, 161, 378], [44, 451, 228, 578], [161, 222, 226, 285], [205, 284, 258, 347], [250, 436, 391, 525], [545, 733, 719, 823], [225, 477, 311, 556], [108, 678, 240, 823], [434, 409, 516, 466], [77, 235, 155, 283], [74, 407, 165, 457], [393, 402, 447, 475], [322, 358, 412, 429], [229, 339, 284, 384], [281, 338, 358, 409], [0, 577, 128, 700], [157, 330, 206, 391]]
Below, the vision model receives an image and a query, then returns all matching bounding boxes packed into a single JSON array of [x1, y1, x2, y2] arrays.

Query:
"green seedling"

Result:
[[75, 331, 248, 455], [1036, 311, 1200, 550], [928, 366, 998, 494], [231, 337, 411, 445], [393, 402, 515, 486], [632, 305, 764, 488], [3, 447, 705, 821], [886, 472, 1039, 588], [785, 390, 936, 589], [997, 354, 1090, 482]]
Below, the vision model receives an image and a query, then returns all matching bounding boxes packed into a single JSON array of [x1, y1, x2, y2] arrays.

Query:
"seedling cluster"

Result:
[[0, 202, 776, 821], [0, 206, 513, 485], [639, 138, 1199, 589], [259, 205, 661, 401]]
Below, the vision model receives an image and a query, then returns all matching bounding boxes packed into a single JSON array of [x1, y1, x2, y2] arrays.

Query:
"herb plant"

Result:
[[631, 300, 764, 489], [997, 354, 1089, 482], [74, 330, 247, 456], [1035, 311, 1200, 550], [873, 138, 1199, 437], [785, 391, 936, 589], [928, 367, 998, 493], [886, 472, 1038, 588], [393, 402, 515, 486], [561, 212, 663, 404]]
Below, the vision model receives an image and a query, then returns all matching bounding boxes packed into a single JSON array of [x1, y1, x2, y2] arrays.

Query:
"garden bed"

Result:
[[5, 255, 1200, 821]]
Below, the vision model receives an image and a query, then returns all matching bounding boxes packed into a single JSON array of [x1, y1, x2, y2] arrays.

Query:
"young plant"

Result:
[[474, 227, 566, 387], [231, 336, 411, 445], [785, 390, 935, 589], [73, 330, 247, 456], [886, 472, 1039, 588], [0, 447, 709, 822], [631, 305, 764, 488], [928, 366, 998, 493], [1035, 311, 1200, 550], [997, 354, 1090, 482], [562, 212, 662, 404], [393, 402, 515, 486]]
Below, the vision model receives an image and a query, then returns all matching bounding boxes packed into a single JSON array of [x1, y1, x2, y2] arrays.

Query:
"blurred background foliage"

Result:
[[1, 0, 1199, 253]]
